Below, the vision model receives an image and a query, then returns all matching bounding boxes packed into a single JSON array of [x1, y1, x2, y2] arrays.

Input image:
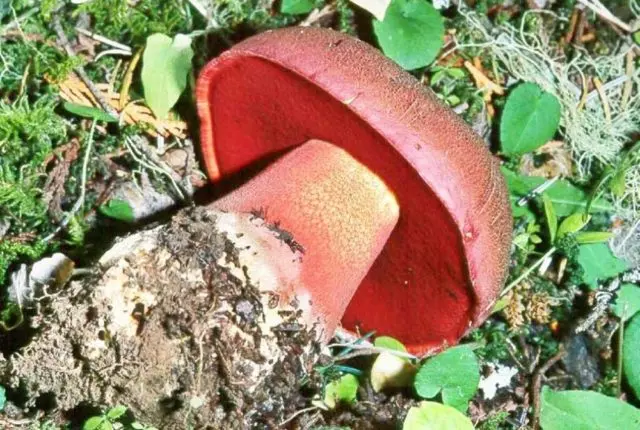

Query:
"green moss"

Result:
[[478, 411, 510, 430], [0, 98, 66, 283], [592, 366, 617, 397], [75, 0, 191, 47], [0, 98, 66, 167], [39, 0, 59, 21], [336, 0, 356, 35], [0, 240, 47, 286], [0, 40, 68, 96], [470, 320, 511, 362]]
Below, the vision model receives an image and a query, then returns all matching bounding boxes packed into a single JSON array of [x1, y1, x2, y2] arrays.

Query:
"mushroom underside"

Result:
[[202, 56, 474, 352]]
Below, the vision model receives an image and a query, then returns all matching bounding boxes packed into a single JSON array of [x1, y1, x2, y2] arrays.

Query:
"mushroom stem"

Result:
[[211, 140, 400, 338]]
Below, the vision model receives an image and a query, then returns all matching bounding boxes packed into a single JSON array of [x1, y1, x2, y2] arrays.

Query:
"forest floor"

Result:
[[0, 0, 639, 429]]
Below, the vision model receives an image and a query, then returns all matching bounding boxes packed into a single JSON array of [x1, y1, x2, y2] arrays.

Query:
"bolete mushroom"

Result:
[[213, 139, 399, 339], [197, 27, 512, 354]]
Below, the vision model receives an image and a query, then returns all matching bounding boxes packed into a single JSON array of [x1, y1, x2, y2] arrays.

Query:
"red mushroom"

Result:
[[197, 27, 512, 354], [212, 139, 399, 338]]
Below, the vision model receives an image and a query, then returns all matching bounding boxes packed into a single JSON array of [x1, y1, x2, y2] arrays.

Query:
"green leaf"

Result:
[[106, 405, 127, 420], [500, 83, 561, 155], [501, 167, 613, 217], [557, 213, 590, 239], [614, 284, 640, 322], [540, 386, 640, 430], [141, 33, 194, 119], [99, 199, 135, 223], [542, 194, 557, 243], [373, 0, 444, 70], [62, 102, 118, 123], [83, 417, 106, 430], [403, 401, 474, 430], [610, 168, 626, 198], [574, 231, 614, 244], [374, 336, 407, 352], [414, 345, 479, 412], [323, 374, 359, 409], [577, 243, 628, 289], [280, 0, 315, 14], [491, 296, 510, 314], [624, 313, 640, 399], [0, 385, 5, 412]]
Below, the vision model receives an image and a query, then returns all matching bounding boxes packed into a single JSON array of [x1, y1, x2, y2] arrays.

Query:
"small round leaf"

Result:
[[374, 335, 407, 352], [614, 283, 640, 322], [373, 0, 444, 70], [323, 374, 359, 409], [281, 0, 315, 14], [106, 405, 127, 420], [414, 345, 479, 412], [403, 401, 474, 430], [99, 199, 135, 223], [83, 417, 106, 430], [142, 33, 194, 119], [500, 83, 561, 155]]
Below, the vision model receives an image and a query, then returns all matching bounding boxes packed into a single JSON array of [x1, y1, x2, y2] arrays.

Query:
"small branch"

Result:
[[74, 27, 132, 53], [621, 50, 635, 110], [592, 77, 612, 124], [575, 278, 620, 333], [119, 49, 143, 109], [94, 49, 132, 62], [0, 6, 37, 37], [124, 136, 189, 201], [299, 5, 336, 27], [464, 60, 504, 95], [501, 247, 557, 297], [44, 120, 96, 242], [564, 7, 579, 44], [516, 177, 559, 206], [53, 16, 119, 118], [327, 343, 417, 361], [577, 0, 633, 33], [531, 347, 567, 430], [278, 406, 319, 427]]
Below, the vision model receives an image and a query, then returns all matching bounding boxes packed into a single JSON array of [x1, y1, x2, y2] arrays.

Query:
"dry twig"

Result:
[[577, 0, 634, 33], [53, 16, 118, 118], [56, 73, 187, 138], [531, 347, 567, 430]]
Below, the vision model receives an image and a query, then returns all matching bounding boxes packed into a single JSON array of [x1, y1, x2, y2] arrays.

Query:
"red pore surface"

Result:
[[213, 140, 399, 338], [196, 27, 512, 354]]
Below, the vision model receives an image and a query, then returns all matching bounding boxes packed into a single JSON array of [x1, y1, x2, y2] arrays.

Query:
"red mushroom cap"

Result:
[[212, 139, 399, 338], [196, 27, 512, 354]]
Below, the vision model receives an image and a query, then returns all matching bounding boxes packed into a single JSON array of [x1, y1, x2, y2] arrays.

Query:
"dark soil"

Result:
[[0, 208, 322, 428]]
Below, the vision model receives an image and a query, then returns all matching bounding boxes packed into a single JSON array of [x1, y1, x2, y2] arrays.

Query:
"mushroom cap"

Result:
[[212, 140, 399, 338], [196, 27, 512, 354]]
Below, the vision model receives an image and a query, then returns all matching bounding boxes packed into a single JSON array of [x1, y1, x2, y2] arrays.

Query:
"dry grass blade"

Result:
[[56, 73, 187, 138]]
